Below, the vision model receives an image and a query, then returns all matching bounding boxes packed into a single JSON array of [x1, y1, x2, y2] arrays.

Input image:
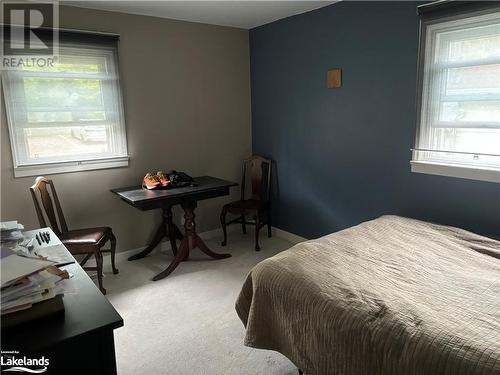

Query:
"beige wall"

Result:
[[0, 6, 251, 251]]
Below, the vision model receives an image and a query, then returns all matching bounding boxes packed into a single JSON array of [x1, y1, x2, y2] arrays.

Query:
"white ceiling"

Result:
[[62, 1, 337, 29]]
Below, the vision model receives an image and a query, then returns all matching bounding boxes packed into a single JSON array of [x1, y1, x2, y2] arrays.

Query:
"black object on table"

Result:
[[1, 228, 123, 375], [111, 176, 237, 281]]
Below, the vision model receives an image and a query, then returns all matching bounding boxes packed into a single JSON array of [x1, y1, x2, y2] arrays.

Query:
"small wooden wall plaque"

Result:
[[327, 68, 342, 89]]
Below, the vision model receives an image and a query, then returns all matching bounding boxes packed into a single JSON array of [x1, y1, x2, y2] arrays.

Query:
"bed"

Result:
[[235, 215, 500, 375]]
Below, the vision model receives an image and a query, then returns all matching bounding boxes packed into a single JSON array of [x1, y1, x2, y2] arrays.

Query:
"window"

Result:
[[2, 33, 128, 177], [412, 5, 500, 183]]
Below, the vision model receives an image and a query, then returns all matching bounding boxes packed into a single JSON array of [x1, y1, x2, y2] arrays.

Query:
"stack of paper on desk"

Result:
[[1, 247, 54, 285], [1, 247, 68, 316], [2, 270, 60, 312]]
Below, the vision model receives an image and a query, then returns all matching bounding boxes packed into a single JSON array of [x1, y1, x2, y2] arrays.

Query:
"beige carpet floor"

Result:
[[100, 231, 299, 375]]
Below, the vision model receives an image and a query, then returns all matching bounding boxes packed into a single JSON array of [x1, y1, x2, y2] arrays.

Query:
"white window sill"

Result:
[[410, 160, 500, 184], [14, 157, 129, 178]]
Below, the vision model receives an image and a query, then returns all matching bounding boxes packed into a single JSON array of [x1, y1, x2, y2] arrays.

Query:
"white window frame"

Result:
[[2, 38, 128, 178], [411, 7, 500, 184]]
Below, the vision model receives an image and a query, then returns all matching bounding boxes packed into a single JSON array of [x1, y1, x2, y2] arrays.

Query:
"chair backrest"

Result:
[[29, 176, 68, 236], [241, 155, 272, 203]]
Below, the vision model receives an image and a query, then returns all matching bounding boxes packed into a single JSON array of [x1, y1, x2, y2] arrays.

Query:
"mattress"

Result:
[[236, 215, 500, 375]]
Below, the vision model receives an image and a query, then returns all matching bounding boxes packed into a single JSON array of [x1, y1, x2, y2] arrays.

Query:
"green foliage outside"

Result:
[[22, 58, 107, 123]]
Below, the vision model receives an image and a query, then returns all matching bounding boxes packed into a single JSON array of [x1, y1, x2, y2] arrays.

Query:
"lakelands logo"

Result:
[[1, 351, 49, 373], [1, 1, 59, 69]]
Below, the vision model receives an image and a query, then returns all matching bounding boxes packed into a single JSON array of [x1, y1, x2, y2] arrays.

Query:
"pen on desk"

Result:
[[44, 232, 50, 243], [36, 234, 41, 245]]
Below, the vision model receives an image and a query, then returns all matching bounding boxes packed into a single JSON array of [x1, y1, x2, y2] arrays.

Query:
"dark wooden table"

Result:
[[111, 176, 237, 280], [1, 228, 123, 375]]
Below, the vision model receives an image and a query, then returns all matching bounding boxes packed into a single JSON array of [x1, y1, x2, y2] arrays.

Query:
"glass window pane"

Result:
[[439, 101, 500, 123], [3, 43, 127, 171], [426, 127, 500, 169], [445, 64, 500, 96], [27, 112, 73, 123], [447, 32, 500, 62], [27, 111, 106, 123], [415, 10, 500, 175], [23, 77, 104, 111], [20, 54, 108, 74], [25, 126, 109, 160], [431, 127, 500, 155]]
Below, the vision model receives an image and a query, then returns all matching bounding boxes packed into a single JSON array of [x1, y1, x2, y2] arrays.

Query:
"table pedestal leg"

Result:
[[128, 206, 183, 261], [152, 200, 231, 281]]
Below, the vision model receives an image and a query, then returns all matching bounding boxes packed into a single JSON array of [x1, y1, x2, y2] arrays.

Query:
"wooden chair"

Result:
[[30, 176, 118, 294], [220, 155, 272, 251]]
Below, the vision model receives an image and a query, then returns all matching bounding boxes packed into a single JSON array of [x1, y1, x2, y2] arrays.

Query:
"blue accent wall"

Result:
[[250, 1, 500, 238]]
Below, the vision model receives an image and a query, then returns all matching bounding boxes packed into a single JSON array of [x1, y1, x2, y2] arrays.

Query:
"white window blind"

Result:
[[2, 33, 128, 177], [412, 5, 500, 183]]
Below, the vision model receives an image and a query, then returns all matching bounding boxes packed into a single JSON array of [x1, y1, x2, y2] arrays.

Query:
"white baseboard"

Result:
[[103, 225, 305, 264]]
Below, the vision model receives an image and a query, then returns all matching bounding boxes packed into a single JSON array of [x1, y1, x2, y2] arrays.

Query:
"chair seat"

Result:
[[224, 199, 267, 214], [60, 227, 111, 247]]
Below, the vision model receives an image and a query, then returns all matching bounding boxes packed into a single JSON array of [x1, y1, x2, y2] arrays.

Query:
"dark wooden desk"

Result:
[[111, 176, 237, 280], [1, 228, 123, 375]]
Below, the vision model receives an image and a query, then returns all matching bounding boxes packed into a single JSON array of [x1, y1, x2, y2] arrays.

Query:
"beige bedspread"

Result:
[[236, 215, 500, 375]]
